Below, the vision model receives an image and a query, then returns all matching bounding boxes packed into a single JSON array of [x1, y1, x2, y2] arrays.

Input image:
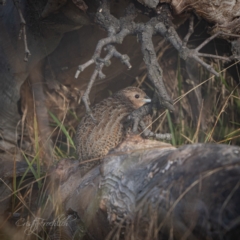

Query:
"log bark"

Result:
[[33, 136, 240, 240]]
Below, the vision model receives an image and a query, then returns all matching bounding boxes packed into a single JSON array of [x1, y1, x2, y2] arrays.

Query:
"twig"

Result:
[[155, 15, 222, 77], [13, 0, 31, 61], [137, 22, 174, 111], [139, 120, 172, 141], [182, 15, 194, 47], [81, 44, 132, 120], [75, 2, 240, 132]]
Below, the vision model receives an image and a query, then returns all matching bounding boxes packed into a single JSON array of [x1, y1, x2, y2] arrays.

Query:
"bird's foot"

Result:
[[139, 120, 172, 141], [154, 133, 172, 141]]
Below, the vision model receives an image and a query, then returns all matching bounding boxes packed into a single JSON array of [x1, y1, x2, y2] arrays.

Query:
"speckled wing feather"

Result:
[[75, 93, 135, 162]]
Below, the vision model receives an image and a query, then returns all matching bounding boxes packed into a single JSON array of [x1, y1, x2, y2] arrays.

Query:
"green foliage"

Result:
[[152, 56, 240, 147], [48, 110, 76, 150], [166, 110, 176, 146], [19, 151, 41, 189]]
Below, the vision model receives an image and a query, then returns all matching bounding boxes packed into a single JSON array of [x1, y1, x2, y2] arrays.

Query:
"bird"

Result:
[[75, 87, 151, 167]]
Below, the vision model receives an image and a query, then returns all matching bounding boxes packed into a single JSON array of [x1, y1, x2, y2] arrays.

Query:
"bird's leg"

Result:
[[127, 104, 171, 141], [139, 121, 172, 141], [13, 0, 31, 61], [128, 92, 172, 140]]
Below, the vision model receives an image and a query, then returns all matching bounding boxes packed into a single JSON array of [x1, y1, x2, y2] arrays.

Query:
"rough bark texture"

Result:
[[1, 0, 239, 164], [13, 136, 239, 240], [0, 0, 90, 163], [0, 0, 152, 164], [144, 0, 240, 36], [0, 2, 240, 238], [67, 140, 240, 239]]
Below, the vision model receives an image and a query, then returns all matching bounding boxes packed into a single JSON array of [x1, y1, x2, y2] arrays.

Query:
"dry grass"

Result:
[[1, 18, 240, 240]]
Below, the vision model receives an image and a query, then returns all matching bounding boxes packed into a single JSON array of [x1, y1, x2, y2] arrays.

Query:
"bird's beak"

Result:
[[143, 96, 151, 103]]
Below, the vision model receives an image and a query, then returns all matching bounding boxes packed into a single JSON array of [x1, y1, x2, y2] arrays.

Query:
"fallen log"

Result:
[[37, 136, 240, 240], [1, 136, 240, 239]]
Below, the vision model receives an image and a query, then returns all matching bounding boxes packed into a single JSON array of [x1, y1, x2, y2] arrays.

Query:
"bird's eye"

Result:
[[135, 94, 140, 99]]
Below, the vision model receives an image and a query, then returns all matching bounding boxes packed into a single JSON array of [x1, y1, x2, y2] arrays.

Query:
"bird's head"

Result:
[[119, 87, 151, 109]]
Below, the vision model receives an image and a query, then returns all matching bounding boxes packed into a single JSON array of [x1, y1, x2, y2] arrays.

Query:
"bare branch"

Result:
[[74, 2, 239, 133], [138, 23, 174, 111], [81, 44, 132, 119], [197, 53, 230, 61], [75, 59, 94, 78], [127, 104, 152, 133], [155, 14, 221, 77], [13, 0, 31, 61], [139, 120, 172, 140], [75, 3, 174, 114], [182, 15, 194, 47]]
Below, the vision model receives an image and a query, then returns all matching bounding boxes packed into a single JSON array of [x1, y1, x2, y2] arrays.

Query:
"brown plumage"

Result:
[[75, 87, 151, 164]]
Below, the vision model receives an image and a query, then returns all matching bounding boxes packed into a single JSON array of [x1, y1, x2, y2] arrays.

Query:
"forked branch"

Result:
[[75, 1, 240, 133]]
